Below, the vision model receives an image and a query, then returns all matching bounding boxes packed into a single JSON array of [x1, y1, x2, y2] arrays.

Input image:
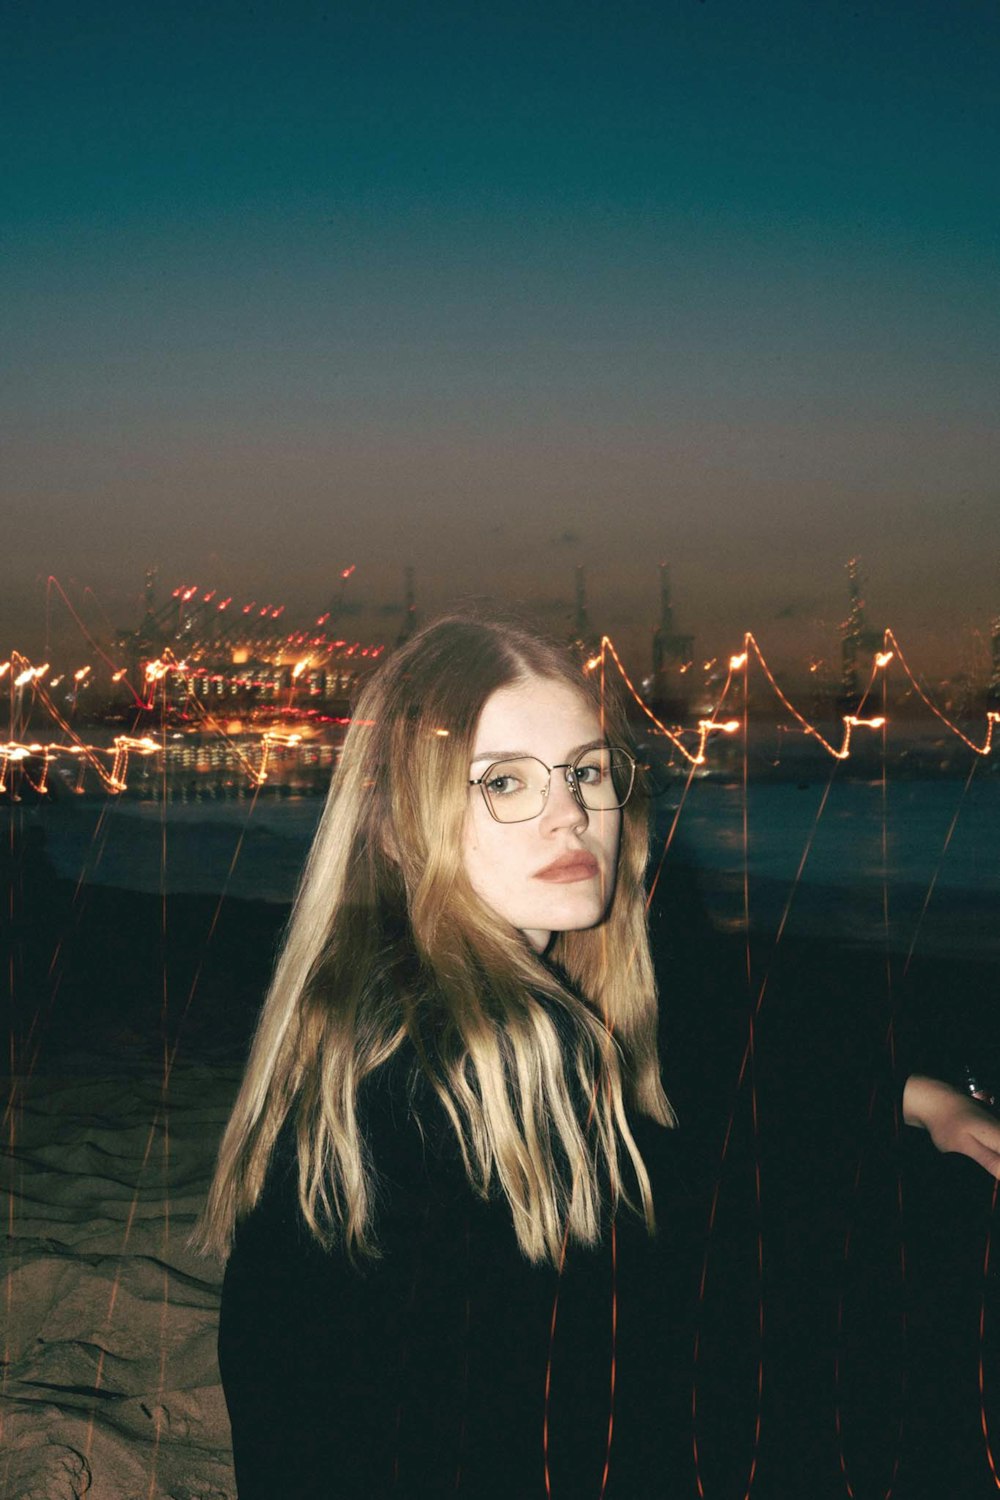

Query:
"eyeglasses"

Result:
[[468, 745, 636, 824]]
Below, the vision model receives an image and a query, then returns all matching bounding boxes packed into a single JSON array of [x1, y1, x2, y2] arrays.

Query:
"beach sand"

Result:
[[2, 864, 284, 1500], [4, 1062, 238, 1500]]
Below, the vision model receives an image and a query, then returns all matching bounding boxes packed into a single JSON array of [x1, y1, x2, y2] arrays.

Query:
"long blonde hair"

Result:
[[196, 613, 673, 1266]]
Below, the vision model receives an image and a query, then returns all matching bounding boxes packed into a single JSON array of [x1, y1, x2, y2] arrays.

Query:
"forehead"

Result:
[[472, 674, 602, 757]]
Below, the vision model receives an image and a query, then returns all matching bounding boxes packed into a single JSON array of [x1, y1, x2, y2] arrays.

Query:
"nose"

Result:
[[538, 766, 589, 833]]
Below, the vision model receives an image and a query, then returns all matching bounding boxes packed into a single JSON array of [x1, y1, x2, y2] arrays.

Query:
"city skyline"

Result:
[[15, 554, 1000, 706]]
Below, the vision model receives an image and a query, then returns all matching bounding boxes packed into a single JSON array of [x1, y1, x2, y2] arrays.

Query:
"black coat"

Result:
[[219, 1048, 690, 1499]]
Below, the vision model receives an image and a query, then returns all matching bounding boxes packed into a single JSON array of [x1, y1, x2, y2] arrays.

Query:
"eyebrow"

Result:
[[470, 738, 609, 764]]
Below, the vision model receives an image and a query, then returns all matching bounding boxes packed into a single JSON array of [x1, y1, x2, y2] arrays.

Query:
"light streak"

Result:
[[697, 634, 766, 1500], [978, 1179, 1000, 1492], [883, 628, 1000, 755], [834, 668, 906, 1500], [598, 636, 739, 765], [45, 575, 141, 700], [902, 759, 981, 981], [4, 629, 998, 802], [0, 735, 161, 797]]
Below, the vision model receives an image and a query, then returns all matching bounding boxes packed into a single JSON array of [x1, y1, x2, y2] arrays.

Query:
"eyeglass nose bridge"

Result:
[[539, 761, 586, 811]]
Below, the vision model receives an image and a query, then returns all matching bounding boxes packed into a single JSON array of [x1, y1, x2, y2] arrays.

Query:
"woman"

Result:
[[199, 612, 682, 1498], [199, 610, 1000, 1499]]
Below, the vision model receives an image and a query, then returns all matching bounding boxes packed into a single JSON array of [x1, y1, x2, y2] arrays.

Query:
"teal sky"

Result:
[[5, 0, 999, 673]]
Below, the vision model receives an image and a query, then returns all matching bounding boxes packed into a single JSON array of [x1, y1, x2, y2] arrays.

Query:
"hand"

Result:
[[902, 1074, 1000, 1178]]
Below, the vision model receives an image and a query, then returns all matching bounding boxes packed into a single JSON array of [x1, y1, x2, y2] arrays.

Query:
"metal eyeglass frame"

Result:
[[468, 746, 636, 824]]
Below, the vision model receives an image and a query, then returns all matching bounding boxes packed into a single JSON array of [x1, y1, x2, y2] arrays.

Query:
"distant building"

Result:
[[645, 563, 693, 719], [838, 557, 881, 710], [567, 565, 602, 663], [990, 615, 1000, 706], [105, 570, 386, 722], [395, 566, 418, 649]]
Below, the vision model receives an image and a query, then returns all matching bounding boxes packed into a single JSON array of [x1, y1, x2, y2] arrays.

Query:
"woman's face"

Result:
[[462, 674, 622, 952]]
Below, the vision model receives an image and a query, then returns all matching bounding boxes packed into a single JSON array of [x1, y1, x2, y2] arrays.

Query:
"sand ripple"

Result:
[[2, 1063, 239, 1500]]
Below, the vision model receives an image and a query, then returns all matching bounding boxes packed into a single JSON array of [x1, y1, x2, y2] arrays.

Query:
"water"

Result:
[[9, 762, 998, 956], [663, 773, 999, 956]]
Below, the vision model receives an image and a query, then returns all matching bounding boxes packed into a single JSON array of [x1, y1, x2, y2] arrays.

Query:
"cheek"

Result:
[[594, 808, 622, 868], [598, 825, 621, 904], [463, 803, 489, 861], [462, 810, 504, 892], [462, 812, 530, 911]]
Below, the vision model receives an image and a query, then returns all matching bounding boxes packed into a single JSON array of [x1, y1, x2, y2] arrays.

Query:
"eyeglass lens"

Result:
[[480, 747, 634, 823]]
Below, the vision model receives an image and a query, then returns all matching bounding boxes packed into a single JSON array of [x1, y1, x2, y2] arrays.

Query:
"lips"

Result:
[[533, 851, 600, 882]]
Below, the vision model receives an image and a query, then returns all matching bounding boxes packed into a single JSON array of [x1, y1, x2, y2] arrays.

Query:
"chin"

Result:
[[540, 894, 610, 934]]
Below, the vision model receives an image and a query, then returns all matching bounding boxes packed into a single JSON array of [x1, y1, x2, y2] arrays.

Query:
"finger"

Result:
[[956, 1137, 1000, 1178]]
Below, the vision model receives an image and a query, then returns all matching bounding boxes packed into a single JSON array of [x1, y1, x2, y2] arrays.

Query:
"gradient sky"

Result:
[[5, 0, 999, 675]]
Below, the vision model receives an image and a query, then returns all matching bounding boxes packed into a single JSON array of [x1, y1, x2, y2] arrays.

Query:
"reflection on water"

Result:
[[658, 774, 999, 955], [8, 748, 998, 955], [44, 726, 347, 804]]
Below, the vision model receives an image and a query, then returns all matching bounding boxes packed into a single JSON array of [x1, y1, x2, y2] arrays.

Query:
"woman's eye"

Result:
[[574, 763, 603, 785], [487, 774, 523, 796]]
